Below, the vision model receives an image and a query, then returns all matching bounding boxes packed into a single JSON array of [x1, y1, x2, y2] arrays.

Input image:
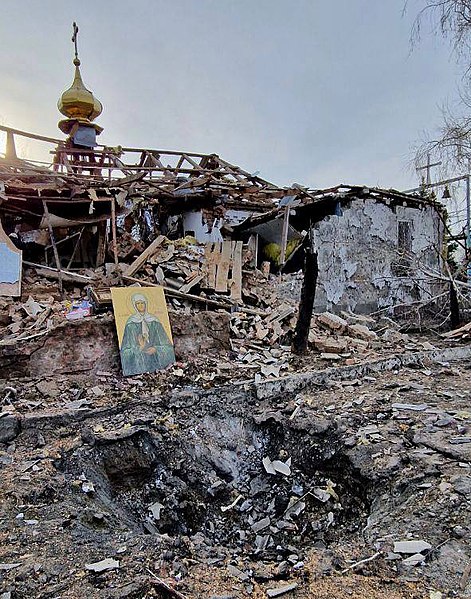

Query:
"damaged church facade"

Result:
[[235, 186, 445, 316], [0, 27, 446, 320], [311, 191, 444, 314]]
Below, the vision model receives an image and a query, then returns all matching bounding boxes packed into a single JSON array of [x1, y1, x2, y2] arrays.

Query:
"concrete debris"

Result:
[[449, 474, 471, 495], [0, 183, 469, 598], [85, 558, 120, 572], [347, 323, 377, 341], [81, 481, 95, 494], [226, 564, 250, 581], [0, 414, 20, 444], [149, 500, 164, 520], [284, 498, 306, 519], [393, 540, 432, 554], [266, 582, 298, 597], [402, 553, 426, 566], [391, 403, 429, 411], [251, 517, 271, 533]]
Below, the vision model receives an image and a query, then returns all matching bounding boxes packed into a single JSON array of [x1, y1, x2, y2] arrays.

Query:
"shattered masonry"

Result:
[[0, 29, 470, 599]]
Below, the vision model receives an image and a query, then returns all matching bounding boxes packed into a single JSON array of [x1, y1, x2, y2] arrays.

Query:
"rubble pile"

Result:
[[0, 178, 470, 599], [1, 357, 471, 598]]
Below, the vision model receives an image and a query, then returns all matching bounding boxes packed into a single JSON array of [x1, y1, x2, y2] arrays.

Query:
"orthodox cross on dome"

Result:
[[72, 22, 79, 63], [57, 22, 104, 142]]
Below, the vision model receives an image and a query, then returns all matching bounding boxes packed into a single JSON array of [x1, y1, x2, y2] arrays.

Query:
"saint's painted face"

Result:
[[135, 300, 146, 313]]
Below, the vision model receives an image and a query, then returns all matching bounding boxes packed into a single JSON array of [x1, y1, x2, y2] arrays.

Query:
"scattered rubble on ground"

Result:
[[1, 301, 471, 597], [1, 42, 471, 597]]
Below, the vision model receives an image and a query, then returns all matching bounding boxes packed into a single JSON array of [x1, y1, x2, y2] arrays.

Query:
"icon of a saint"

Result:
[[120, 293, 175, 376]]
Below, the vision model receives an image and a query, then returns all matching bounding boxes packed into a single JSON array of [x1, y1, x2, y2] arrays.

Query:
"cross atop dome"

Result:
[[57, 22, 103, 145]]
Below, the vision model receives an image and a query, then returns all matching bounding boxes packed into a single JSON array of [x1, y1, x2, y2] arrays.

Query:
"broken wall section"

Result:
[[312, 198, 444, 315]]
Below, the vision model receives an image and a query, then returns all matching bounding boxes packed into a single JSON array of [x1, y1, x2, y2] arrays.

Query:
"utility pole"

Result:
[[416, 153, 442, 185], [404, 172, 471, 288]]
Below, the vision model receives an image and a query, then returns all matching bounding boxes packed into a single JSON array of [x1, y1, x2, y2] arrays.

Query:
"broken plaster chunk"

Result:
[[263, 457, 291, 476], [22, 296, 44, 318], [251, 517, 271, 533], [320, 353, 342, 360], [272, 460, 291, 476], [263, 456, 276, 475], [266, 582, 298, 597], [149, 501, 164, 520], [89, 386, 105, 397], [255, 534, 270, 552], [402, 553, 425, 566], [393, 540, 432, 554], [317, 312, 348, 332], [347, 323, 377, 341], [261, 364, 282, 378], [227, 564, 250, 581], [85, 558, 120, 573]]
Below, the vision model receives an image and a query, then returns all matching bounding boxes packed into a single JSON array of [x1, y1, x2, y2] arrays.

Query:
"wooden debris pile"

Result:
[[0, 293, 65, 344], [230, 304, 297, 347], [441, 321, 471, 342], [123, 236, 247, 303]]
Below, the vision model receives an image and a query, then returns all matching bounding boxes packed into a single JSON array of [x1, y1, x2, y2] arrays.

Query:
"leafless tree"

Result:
[[407, 0, 471, 171]]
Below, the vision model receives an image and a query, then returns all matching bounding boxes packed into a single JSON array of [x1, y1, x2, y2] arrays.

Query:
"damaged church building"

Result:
[[2, 24, 471, 599], [235, 185, 445, 316], [0, 25, 447, 323]]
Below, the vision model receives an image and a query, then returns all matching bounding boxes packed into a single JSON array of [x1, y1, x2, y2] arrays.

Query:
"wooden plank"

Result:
[[442, 321, 471, 338], [215, 241, 232, 293], [110, 197, 119, 265], [205, 242, 218, 289], [122, 275, 267, 316], [179, 273, 205, 294], [23, 261, 92, 285], [95, 222, 107, 267], [125, 235, 165, 277], [247, 234, 258, 268], [230, 241, 243, 301], [279, 205, 290, 267], [202, 243, 211, 287], [66, 227, 85, 269]]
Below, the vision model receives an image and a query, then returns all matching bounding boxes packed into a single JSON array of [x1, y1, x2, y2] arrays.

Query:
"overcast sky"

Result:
[[0, 0, 461, 191]]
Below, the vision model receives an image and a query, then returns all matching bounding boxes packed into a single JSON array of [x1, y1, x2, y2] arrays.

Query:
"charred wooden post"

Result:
[[110, 197, 119, 266], [95, 222, 107, 267], [450, 280, 461, 329], [292, 235, 318, 355]]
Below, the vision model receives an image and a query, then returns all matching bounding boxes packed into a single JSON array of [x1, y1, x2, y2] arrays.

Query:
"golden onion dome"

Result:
[[58, 57, 103, 121]]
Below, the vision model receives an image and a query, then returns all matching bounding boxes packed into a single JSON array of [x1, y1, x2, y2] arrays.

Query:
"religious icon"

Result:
[[111, 287, 175, 376]]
